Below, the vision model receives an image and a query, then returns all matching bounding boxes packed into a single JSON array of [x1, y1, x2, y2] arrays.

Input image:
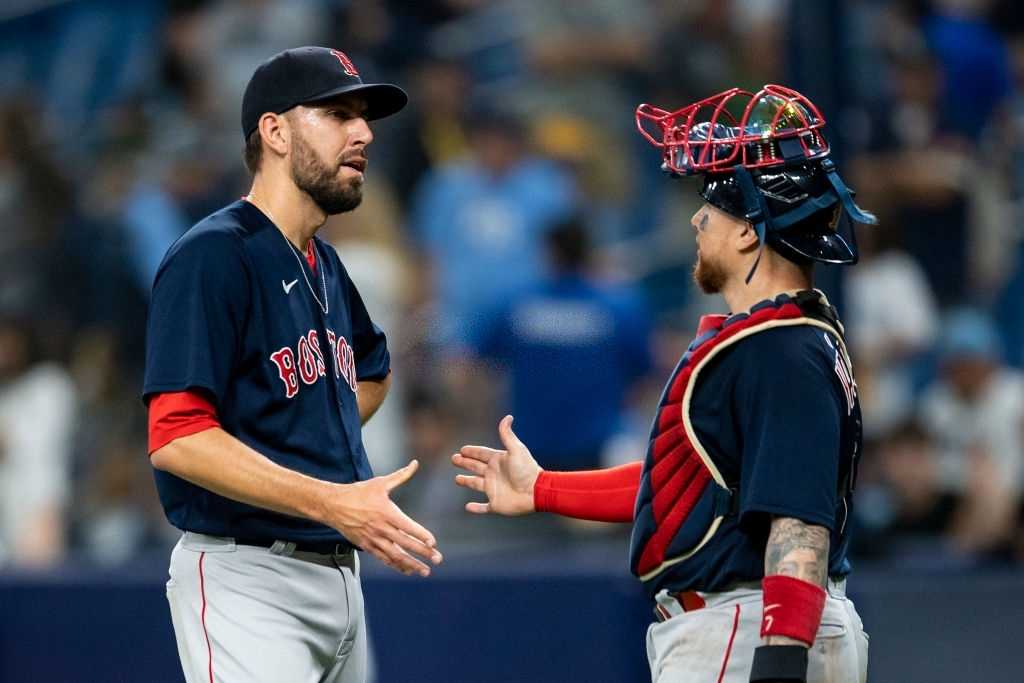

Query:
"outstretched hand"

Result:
[[327, 460, 443, 577], [452, 415, 542, 516]]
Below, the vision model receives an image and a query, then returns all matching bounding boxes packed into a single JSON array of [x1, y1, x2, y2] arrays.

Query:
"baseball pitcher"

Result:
[[144, 47, 441, 683]]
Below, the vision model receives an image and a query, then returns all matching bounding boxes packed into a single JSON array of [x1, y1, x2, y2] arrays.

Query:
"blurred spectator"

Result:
[[990, 18, 1024, 366], [0, 100, 75, 340], [68, 143, 153, 367], [174, 0, 331, 137], [76, 433, 162, 566], [850, 48, 976, 306], [121, 129, 241, 293], [0, 0, 161, 144], [67, 329, 164, 565], [921, 0, 1012, 139], [517, 0, 666, 243], [516, 0, 654, 129], [0, 312, 76, 567], [845, 226, 940, 436], [372, 55, 472, 210], [918, 309, 1024, 557], [471, 216, 654, 471], [997, 8, 1024, 212], [647, 1, 786, 103], [995, 247, 1024, 369], [531, 113, 635, 244], [409, 104, 578, 348], [423, 1, 525, 91], [395, 388, 487, 545], [859, 420, 958, 556]]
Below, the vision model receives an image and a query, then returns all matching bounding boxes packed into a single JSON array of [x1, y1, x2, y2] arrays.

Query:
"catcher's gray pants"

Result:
[[166, 532, 367, 683], [647, 579, 868, 683]]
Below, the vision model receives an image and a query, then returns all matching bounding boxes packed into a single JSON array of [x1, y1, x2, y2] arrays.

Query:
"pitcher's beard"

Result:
[[290, 133, 363, 215]]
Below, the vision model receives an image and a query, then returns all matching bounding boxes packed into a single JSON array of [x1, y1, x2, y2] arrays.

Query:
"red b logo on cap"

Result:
[[330, 49, 359, 77]]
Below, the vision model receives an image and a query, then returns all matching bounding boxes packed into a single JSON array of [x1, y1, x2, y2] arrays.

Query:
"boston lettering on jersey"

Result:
[[270, 329, 359, 398], [143, 200, 389, 545], [630, 290, 861, 596]]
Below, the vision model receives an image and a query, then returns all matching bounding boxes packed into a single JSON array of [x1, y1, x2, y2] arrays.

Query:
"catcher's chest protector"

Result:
[[629, 291, 853, 582]]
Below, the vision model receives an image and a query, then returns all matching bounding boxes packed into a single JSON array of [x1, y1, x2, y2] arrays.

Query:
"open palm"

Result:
[[452, 415, 541, 516]]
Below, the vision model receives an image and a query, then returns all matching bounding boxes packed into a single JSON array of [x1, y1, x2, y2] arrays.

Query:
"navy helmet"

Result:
[[635, 85, 877, 280]]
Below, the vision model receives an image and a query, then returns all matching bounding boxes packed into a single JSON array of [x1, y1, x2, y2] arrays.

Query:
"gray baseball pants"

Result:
[[647, 579, 868, 683], [166, 532, 367, 683]]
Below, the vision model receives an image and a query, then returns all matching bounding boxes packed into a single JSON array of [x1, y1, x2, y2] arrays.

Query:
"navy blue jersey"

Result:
[[473, 274, 653, 468], [143, 200, 389, 545], [631, 294, 860, 596]]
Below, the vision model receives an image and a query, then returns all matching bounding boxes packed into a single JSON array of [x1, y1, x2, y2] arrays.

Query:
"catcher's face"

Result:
[[690, 202, 762, 293], [690, 203, 736, 293], [286, 96, 372, 215]]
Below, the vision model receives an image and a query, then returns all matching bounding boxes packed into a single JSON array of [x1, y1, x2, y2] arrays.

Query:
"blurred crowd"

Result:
[[1, 0, 1024, 573]]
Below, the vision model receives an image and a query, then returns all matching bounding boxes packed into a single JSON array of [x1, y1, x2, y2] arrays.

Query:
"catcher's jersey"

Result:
[[631, 293, 860, 596], [143, 200, 389, 545]]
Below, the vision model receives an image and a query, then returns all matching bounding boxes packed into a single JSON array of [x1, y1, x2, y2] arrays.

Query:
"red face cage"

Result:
[[635, 84, 829, 176]]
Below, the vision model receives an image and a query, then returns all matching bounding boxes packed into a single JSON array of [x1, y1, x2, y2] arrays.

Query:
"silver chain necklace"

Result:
[[248, 196, 329, 315], [283, 232, 329, 315]]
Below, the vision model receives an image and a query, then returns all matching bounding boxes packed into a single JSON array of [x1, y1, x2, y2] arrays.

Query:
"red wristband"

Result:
[[760, 575, 827, 646]]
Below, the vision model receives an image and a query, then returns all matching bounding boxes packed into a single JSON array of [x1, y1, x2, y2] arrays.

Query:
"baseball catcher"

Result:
[[454, 84, 873, 683]]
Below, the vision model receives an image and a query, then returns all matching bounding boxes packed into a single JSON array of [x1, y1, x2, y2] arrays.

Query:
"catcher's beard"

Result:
[[290, 130, 363, 215], [693, 250, 728, 294]]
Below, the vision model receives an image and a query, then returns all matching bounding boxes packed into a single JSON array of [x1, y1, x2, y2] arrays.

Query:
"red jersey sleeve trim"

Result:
[[148, 390, 221, 454], [533, 461, 642, 523]]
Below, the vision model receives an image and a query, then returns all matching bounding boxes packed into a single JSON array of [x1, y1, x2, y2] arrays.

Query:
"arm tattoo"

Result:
[[764, 517, 829, 587]]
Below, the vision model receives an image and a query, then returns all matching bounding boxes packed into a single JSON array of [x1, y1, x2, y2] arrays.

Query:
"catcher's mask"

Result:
[[635, 84, 876, 282]]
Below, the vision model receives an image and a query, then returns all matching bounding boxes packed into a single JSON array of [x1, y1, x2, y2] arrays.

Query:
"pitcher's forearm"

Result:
[[150, 427, 330, 524]]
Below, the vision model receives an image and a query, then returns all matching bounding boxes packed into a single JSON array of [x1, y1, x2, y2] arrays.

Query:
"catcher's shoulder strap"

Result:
[[792, 288, 845, 338]]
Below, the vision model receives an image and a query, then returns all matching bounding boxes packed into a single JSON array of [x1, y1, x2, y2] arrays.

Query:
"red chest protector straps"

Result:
[[628, 290, 852, 582]]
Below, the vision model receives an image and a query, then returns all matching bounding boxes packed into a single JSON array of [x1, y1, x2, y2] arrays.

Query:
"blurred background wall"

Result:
[[1, 0, 1023, 681]]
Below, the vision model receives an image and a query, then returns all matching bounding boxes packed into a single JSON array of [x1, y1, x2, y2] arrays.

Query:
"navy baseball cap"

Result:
[[241, 46, 408, 139]]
